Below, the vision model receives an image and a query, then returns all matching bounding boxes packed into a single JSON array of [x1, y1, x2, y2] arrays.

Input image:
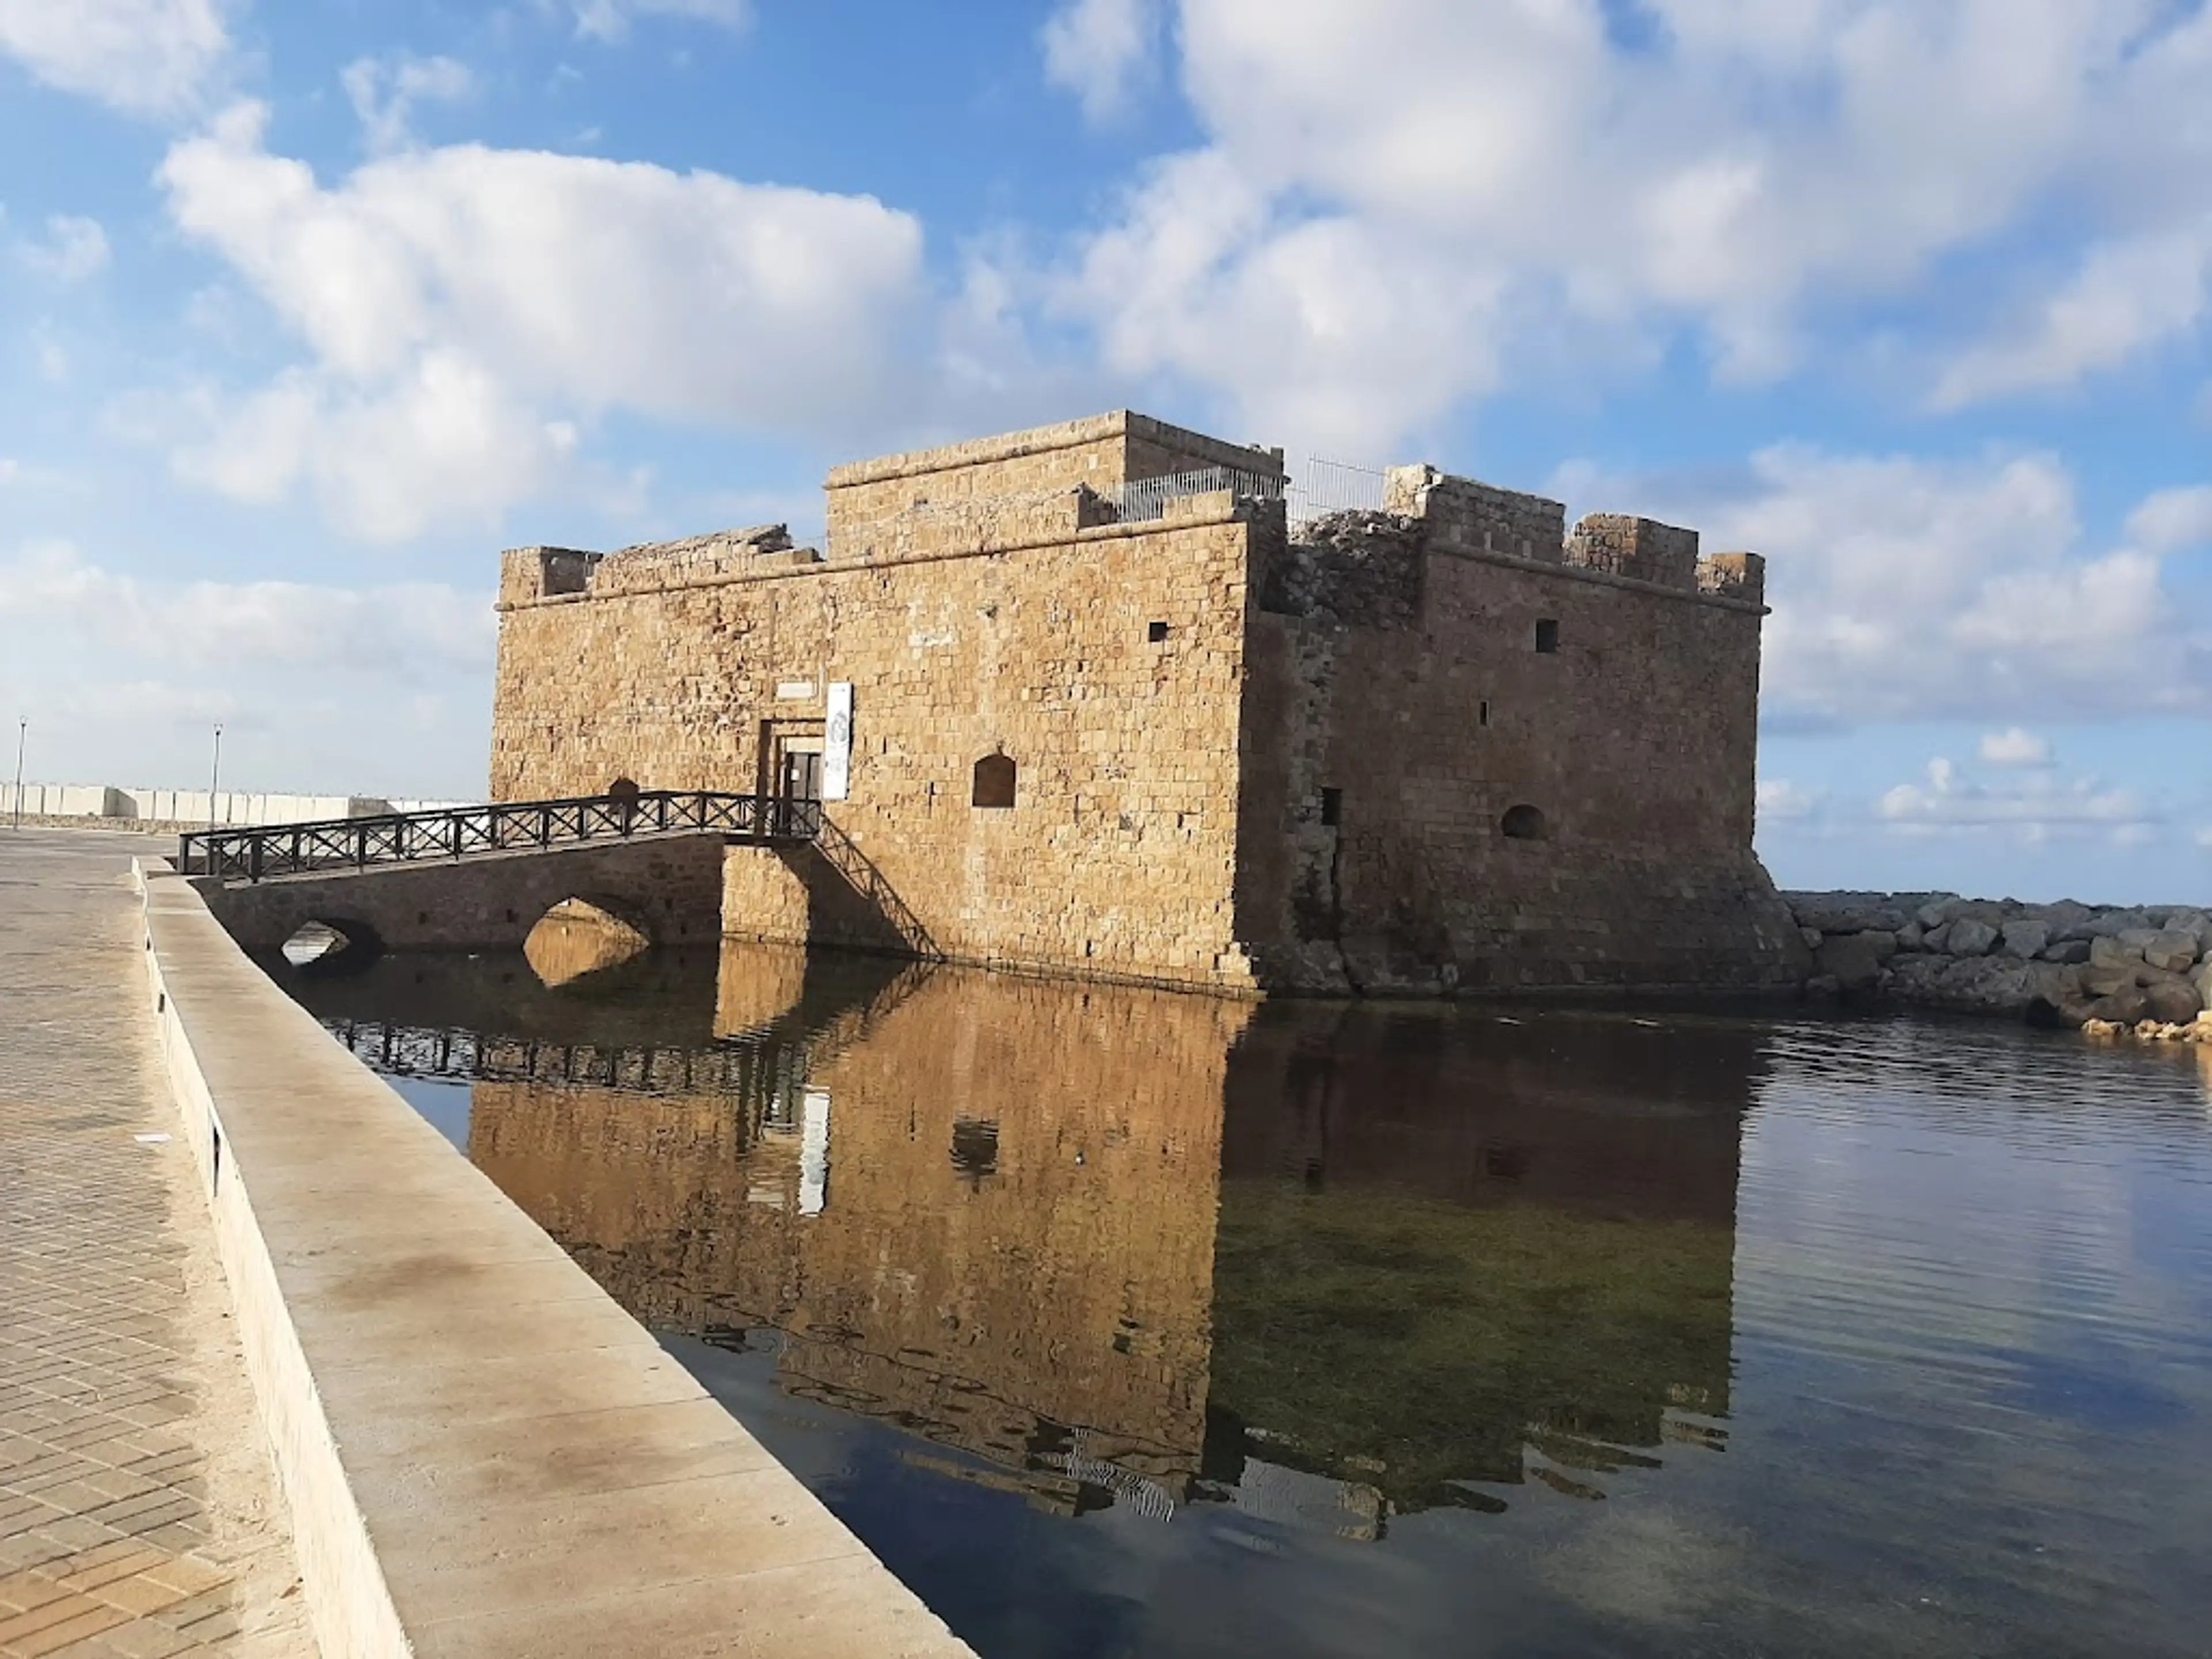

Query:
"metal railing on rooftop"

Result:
[[1104, 466, 1287, 524]]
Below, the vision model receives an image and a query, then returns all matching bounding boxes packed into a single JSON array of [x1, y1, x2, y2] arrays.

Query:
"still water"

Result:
[[275, 942, 2212, 1658]]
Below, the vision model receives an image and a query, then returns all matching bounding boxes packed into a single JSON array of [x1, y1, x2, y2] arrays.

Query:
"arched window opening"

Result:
[[607, 775, 641, 829], [1501, 804, 1548, 841], [972, 752, 1017, 810]]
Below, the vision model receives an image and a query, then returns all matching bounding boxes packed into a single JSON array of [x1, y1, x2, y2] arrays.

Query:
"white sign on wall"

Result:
[[823, 681, 854, 801]]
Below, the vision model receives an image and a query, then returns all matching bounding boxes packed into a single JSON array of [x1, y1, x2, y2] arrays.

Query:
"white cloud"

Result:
[[570, 0, 748, 44], [2197, 825, 2212, 849], [1065, 149, 1509, 456], [340, 54, 474, 156], [2126, 485, 2212, 552], [0, 0, 229, 118], [1045, 0, 2212, 446], [1977, 726, 2051, 767], [16, 215, 112, 282], [1877, 754, 2153, 842], [0, 540, 497, 793], [0, 540, 491, 677], [1932, 228, 2212, 408], [1622, 448, 2212, 725], [1042, 0, 1161, 124], [1757, 778, 1824, 821], [151, 103, 925, 540]]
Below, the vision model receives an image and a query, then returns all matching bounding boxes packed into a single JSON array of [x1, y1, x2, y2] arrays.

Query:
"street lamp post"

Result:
[[11, 719, 22, 831], [208, 723, 223, 832]]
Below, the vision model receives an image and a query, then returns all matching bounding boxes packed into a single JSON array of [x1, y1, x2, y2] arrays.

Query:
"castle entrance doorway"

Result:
[[760, 717, 825, 834]]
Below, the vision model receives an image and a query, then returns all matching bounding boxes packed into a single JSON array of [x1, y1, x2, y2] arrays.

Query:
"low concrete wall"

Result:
[[193, 834, 729, 953], [3, 783, 471, 825], [136, 861, 971, 1659]]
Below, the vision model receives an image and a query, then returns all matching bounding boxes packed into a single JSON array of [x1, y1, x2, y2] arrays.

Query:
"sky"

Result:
[[1, 0, 2209, 903]]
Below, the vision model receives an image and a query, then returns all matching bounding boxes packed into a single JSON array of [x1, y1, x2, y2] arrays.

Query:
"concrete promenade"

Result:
[[0, 831, 316, 1658], [139, 845, 972, 1656]]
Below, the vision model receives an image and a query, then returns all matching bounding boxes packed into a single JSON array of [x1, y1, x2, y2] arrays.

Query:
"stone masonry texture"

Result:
[[0, 830, 317, 1659], [490, 410, 1806, 995]]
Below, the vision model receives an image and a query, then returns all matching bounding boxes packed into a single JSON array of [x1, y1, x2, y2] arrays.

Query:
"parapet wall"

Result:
[[1380, 466, 1764, 604], [824, 410, 1283, 558]]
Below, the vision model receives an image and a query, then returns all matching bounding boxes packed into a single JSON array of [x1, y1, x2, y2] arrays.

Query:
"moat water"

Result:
[[272, 941, 2212, 1659]]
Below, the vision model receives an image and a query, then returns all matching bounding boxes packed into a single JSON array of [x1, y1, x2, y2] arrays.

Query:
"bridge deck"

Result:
[[179, 790, 819, 885]]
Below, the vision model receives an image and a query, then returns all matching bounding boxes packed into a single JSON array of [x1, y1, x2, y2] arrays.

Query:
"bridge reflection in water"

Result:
[[286, 939, 1756, 1546]]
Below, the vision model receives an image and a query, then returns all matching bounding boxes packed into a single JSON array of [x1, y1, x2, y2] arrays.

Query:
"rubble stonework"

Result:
[[490, 410, 1807, 994]]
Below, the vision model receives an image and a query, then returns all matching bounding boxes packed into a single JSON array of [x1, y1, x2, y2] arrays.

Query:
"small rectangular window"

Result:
[[1148, 620, 1169, 643], [1535, 619, 1559, 654], [1320, 787, 1343, 827], [1479, 700, 1490, 726]]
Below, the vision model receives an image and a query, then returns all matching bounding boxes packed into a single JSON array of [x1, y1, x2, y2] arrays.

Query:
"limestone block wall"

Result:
[[1236, 487, 1803, 994], [824, 411, 1283, 553], [492, 503, 1266, 991]]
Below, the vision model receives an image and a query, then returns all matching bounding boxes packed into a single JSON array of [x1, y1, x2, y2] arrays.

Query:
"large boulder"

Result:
[[2090, 935, 2146, 971], [2196, 960, 2212, 1004], [2086, 987, 2150, 1025], [2165, 908, 2211, 949], [1916, 897, 1960, 930], [1888, 954, 2082, 1019], [1789, 892, 1912, 934], [1946, 900, 2014, 928], [2085, 959, 2160, 996], [1999, 919, 2051, 960], [1817, 931, 1895, 990], [2077, 908, 2153, 941], [2143, 930, 2201, 974], [2119, 927, 2162, 952], [1948, 918, 1999, 957], [2024, 899, 2094, 935], [1922, 922, 1952, 953], [2143, 975, 2205, 1025], [2040, 939, 2091, 965]]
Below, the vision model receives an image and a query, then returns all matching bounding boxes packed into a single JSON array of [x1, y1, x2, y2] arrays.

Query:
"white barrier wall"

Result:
[[2, 784, 476, 824]]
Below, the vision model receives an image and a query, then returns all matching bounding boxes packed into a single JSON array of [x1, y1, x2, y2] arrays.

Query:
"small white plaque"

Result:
[[775, 680, 816, 701]]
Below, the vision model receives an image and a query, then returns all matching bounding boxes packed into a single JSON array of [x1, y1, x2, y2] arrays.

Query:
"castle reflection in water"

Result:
[[294, 939, 1763, 1541]]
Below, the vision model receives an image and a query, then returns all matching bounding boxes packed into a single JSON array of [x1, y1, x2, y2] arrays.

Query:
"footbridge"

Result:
[[179, 790, 818, 957]]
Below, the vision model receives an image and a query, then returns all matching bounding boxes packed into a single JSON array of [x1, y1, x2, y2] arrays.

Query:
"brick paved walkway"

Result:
[[0, 831, 317, 1659]]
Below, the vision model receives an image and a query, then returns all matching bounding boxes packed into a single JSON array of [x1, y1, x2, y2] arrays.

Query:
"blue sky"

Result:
[[2, 0, 2209, 903]]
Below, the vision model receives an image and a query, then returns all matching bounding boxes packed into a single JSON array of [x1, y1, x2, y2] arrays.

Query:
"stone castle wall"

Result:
[[494, 486, 1267, 991], [1234, 474, 1805, 994], [490, 411, 1796, 995], [823, 410, 1283, 554]]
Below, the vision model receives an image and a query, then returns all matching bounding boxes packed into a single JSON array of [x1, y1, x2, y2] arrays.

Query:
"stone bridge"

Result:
[[191, 834, 730, 956]]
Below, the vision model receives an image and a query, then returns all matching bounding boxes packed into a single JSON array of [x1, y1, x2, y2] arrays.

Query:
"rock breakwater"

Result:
[[1782, 891, 2212, 1038]]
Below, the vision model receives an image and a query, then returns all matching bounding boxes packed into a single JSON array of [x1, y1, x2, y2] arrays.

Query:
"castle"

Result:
[[490, 410, 1806, 995]]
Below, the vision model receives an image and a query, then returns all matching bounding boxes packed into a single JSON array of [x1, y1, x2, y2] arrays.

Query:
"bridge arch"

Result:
[[279, 916, 385, 975]]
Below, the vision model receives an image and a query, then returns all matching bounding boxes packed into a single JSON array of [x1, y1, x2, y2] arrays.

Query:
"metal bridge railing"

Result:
[[178, 789, 820, 884]]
